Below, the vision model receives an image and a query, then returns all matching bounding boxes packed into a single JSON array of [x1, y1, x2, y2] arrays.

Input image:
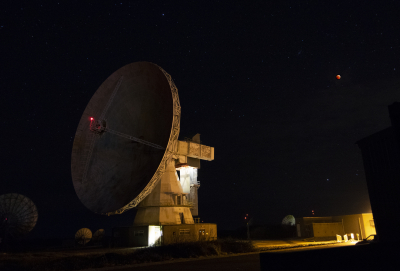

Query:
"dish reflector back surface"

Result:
[[0, 193, 38, 237], [71, 62, 180, 214]]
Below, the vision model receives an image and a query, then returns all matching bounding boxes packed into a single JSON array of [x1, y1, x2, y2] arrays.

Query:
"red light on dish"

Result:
[[336, 75, 341, 80]]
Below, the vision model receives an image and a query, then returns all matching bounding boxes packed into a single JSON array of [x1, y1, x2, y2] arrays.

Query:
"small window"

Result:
[[370, 220, 375, 227], [134, 230, 144, 236], [177, 195, 181, 205], [179, 229, 190, 235]]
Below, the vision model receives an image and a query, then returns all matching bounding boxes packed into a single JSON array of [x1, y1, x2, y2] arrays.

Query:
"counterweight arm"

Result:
[[104, 128, 165, 150]]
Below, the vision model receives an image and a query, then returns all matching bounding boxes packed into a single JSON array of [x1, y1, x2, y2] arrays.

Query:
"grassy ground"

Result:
[[0, 239, 256, 271]]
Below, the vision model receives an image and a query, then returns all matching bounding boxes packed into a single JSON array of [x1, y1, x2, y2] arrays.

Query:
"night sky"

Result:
[[2, 1, 400, 239]]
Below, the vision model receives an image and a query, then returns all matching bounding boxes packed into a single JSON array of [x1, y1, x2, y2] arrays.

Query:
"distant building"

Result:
[[356, 102, 400, 243], [295, 213, 376, 240]]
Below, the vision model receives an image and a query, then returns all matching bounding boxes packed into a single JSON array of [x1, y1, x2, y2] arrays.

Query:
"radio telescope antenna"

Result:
[[71, 62, 180, 215], [282, 215, 295, 226], [0, 193, 38, 239], [92, 229, 105, 243], [75, 228, 92, 245]]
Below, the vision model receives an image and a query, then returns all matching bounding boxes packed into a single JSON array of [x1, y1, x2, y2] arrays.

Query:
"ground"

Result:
[[81, 241, 356, 271], [0, 238, 358, 271]]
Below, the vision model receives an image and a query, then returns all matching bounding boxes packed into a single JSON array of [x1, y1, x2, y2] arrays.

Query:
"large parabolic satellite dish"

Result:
[[282, 215, 295, 226], [71, 62, 180, 215], [0, 193, 38, 237]]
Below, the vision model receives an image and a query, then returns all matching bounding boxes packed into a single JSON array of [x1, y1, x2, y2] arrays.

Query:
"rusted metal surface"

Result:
[[71, 62, 181, 214]]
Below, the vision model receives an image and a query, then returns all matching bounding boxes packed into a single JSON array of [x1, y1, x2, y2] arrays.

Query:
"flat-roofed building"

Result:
[[295, 213, 375, 240], [112, 223, 217, 247]]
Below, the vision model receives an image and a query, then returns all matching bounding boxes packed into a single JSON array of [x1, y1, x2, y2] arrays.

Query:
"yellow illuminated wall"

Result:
[[361, 213, 376, 238], [312, 223, 343, 237]]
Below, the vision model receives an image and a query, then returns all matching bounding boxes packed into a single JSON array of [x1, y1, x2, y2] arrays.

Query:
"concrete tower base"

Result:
[[134, 207, 194, 225], [133, 160, 194, 226]]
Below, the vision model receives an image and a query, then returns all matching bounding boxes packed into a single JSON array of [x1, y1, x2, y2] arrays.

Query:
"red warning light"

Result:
[[90, 117, 94, 121], [336, 75, 341, 80]]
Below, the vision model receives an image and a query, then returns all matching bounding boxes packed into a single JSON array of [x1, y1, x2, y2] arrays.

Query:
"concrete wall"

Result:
[[312, 223, 343, 238], [131, 226, 149, 247], [296, 217, 333, 237], [134, 206, 194, 225], [162, 223, 217, 245], [134, 161, 194, 226], [113, 224, 217, 247], [335, 214, 362, 237], [361, 213, 376, 238], [112, 226, 149, 247], [333, 213, 376, 240], [297, 214, 375, 240]]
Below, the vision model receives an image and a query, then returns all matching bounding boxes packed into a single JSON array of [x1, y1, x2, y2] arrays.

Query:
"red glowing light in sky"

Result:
[[336, 75, 341, 80], [90, 117, 94, 120]]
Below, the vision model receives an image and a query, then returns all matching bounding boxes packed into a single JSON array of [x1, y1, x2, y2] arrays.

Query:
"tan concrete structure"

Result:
[[113, 223, 217, 247], [175, 139, 214, 161], [336, 213, 375, 239], [162, 223, 217, 245], [134, 161, 194, 225], [296, 216, 335, 238], [312, 223, 343, 238], [296, 213, 376, 240], [131, 134, 216, 246], [134, 134, 215, 226]]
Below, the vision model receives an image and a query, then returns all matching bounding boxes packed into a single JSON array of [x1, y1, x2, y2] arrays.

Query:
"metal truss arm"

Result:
[[105, 128, 165, 150]]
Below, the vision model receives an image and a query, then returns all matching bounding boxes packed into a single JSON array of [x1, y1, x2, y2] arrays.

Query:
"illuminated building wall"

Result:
[[161, 223, 217, 245], [296, 213, 375, 239], [112, 223, 217, 247]]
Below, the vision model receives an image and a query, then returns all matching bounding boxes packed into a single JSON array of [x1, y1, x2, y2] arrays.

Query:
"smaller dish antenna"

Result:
[[75, 228, 92, 245], [282, 215, 295, 226], [92, 229, 105, 242], [0, 193, 38, 238]]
